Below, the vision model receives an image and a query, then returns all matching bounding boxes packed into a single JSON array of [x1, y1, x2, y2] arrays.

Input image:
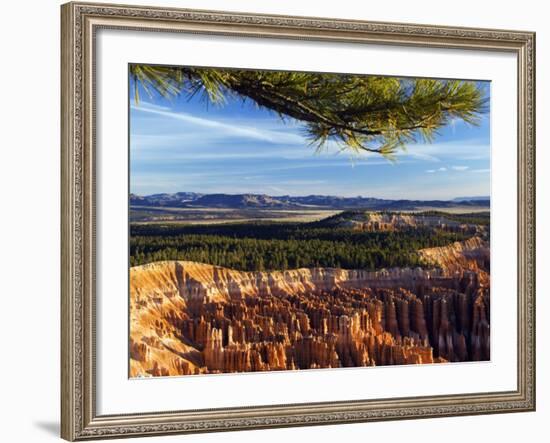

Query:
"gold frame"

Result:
[[61, 2, 536, 440]]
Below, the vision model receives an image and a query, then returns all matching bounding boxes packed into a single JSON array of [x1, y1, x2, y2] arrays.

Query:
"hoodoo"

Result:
[[130, 236, 490, 377]]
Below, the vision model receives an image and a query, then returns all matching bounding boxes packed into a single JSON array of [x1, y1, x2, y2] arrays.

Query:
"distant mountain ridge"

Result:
[[130, 192, 489, 211], [452, 196, 490, 202]]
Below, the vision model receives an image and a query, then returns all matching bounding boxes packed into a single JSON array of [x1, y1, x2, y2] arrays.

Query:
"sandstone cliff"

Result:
[[419, 236, 490, 281], [130, 238, 490, 377], [334, 213, 483, 234]]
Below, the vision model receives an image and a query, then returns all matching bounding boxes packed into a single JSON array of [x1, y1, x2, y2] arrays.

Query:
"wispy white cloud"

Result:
[[131, 103, 489, 169], [397, 139, 490, 162], [427, 165, 473, 173], [129, 99, 490, 198], [132, 101, 171, 112], [264, 158, 396, 173], [131, 101, 304, 144], [471, 168, 490, 173]]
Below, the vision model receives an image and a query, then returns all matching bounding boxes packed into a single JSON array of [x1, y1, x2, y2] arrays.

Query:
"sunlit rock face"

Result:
[[334, 213, 485, 236], [129, 238, 490, 377], [419, 236, 490, 280]]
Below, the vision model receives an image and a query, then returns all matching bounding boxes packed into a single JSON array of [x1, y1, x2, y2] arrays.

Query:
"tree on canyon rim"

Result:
[[130, 64, 487, 159]]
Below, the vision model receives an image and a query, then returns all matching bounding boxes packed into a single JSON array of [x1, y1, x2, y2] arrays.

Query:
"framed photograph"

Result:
[[61, 1, 536, 440]]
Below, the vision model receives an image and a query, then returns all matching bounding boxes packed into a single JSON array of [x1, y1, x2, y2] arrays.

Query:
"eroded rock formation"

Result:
[[130, 237, 490, 377], [335, 213, 484, 235], [419, 236, 490, 284]]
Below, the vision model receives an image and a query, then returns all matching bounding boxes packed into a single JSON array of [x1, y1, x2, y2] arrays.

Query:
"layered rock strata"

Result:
[[130, 238, 490, 377], [419, 236, 490, 284], [335, 213, 485, 235]]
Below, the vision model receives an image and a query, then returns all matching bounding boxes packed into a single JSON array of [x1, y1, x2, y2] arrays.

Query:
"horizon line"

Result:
[[130, 191, 490, 201]]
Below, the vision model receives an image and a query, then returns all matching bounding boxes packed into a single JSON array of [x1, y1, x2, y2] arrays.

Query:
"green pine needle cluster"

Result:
[[130, 64, 488, 158]]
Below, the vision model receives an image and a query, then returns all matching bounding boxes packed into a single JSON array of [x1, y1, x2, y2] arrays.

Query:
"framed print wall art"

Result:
[[60, 1, 536, 440]]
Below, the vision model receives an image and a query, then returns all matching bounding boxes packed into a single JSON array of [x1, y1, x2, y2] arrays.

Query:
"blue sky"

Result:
[[129, 74, 490, 200]]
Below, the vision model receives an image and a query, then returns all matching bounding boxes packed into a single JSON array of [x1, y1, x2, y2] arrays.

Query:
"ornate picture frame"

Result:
[[61, 1, 535, 440]]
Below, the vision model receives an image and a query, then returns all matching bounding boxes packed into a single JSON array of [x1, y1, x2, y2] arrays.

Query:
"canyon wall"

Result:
[[130, 237, 490, 377], [335, 213, 483, 234], [419, 236, 490, 283]]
